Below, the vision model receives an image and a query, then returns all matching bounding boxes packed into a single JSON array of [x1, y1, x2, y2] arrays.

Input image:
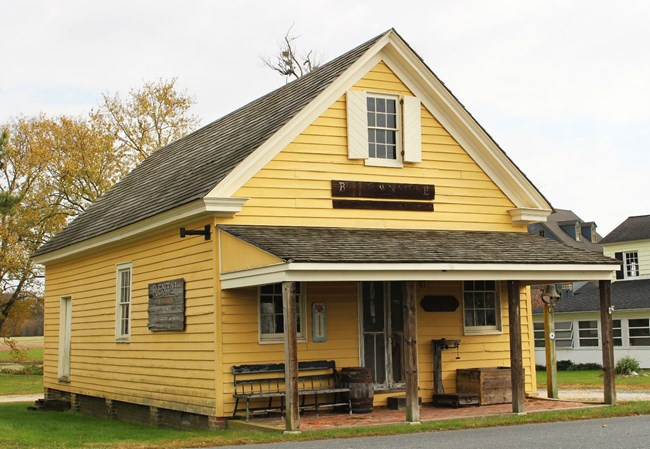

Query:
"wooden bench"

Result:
[[232, 360, 351, 420]]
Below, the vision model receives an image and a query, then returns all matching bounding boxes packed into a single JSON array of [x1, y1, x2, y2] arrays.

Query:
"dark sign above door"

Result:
[[148, 278, 185, 332]]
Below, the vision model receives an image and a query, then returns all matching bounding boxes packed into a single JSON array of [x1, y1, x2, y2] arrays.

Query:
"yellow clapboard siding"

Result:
[[43, 219, 217, 415]]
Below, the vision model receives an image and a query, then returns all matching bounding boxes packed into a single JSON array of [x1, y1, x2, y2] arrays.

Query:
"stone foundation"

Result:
[[43, 388, 226, 430]]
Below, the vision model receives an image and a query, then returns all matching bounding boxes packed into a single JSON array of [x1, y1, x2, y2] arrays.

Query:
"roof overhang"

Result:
[[221, 261, 618, 290], [33, 197, 248, 264]]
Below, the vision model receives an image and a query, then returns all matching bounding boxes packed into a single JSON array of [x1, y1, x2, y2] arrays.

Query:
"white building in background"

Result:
[[533, 214, 650, 368]]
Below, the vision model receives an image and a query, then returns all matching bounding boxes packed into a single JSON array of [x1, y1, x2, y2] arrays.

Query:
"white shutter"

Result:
[[346, 90, 369, 159], [402, 95, 422, 163]]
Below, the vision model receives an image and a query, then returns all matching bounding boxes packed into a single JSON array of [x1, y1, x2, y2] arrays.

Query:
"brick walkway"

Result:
[[238, 397, 602, 431]]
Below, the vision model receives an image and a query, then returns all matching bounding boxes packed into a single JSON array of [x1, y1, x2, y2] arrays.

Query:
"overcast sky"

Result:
[[1, 0, 648, 236]]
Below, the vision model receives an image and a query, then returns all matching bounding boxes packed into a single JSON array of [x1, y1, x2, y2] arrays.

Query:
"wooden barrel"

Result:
[[341, 367, 374, 414]]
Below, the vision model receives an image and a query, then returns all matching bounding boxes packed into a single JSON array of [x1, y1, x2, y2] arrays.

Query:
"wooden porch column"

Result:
[[282, 281, 300, 432], [507, 280, 525, 414], [403, 281, 420, 423], [600, 280, 616, 405]]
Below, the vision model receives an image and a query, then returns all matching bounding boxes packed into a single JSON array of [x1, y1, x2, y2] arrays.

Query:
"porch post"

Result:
[[403, 281, 420, 423], [282, 281, 300, 432], [507, 280, 525, 414], [599, 280, 616, 405]]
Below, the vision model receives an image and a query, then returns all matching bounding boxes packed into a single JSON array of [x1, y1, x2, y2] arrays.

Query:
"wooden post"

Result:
[[507, 281, 525, 414], [403, 281, 420, 423], [600, 280, 616, 405], [543, 303, 558, 398], [282, 281, 300, 432]]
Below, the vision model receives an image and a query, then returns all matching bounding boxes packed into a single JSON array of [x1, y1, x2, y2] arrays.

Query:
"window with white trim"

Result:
[[115, 264, 132, 341], [555, 321, 574, 348], [628, 318, 650, 347], [463, 281, 500, 333], [613, 319, 622, 347], [533, 322, 545, 348], [347, 90, 421, 166], [578, 320, 599, 347], [259, 283, 306, 342], [624, 251, 640, 278]]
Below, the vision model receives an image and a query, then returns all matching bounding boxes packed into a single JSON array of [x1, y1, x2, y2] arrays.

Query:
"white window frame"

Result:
[[115, 263, 132, 342], [554, 321, 574, 348], [462, 281, 502, 335], [577, 320, 599, 347], [58, 296, 72, 382], [613, 319, 623, 347], [623, 251, 640, 279], [258, 282, 307, 344], [365, 93, 402, 168], [533, 321, 545, 348], [628, 318, 650, 347]]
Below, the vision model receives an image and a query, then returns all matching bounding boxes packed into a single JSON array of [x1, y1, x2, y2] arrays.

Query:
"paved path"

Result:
[[201, 415, 650, 449], [0, 394, 41, 403], [537, 388, 650, 401]]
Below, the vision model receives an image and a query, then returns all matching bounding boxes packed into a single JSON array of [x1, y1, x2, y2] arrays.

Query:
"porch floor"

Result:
[[229, 396, 603, 431]]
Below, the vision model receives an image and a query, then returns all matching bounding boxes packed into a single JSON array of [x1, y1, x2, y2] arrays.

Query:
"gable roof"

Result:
[[33, 31, 389, 258], [533, 278, 650, 314], [34, 29, 553, 262], [600, 215, 650, 244], [219, 225, 616, 266]]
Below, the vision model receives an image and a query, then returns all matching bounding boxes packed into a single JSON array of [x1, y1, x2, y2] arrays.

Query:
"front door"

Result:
[[361, 281, 404, 388]]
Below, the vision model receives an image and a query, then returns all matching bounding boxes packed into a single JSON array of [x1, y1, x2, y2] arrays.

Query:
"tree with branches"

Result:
[[261, 26, 322, 81]]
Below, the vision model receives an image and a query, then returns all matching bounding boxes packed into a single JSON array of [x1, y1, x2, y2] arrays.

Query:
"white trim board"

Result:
[[221, 261, 618, 289]]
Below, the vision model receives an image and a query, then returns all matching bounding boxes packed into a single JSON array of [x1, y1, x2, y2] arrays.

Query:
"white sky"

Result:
[[1, 0, 648, 236]]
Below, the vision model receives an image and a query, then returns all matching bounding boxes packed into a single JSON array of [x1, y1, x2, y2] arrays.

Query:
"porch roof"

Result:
[[219, 225, 620, 288]]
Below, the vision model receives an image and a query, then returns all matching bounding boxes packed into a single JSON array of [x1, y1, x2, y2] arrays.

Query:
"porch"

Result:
[[228, 396, 602, 432], [218, 225, 621, 431]]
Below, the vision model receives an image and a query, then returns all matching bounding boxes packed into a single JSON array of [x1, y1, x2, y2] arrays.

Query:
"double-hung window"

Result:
[[115, 263, 132, 341], [628, 318, 650, 346], [578, 320, 599, 347], [463, 281, 501, 334], [259, 283, 305, 343], [624, 251, 640, 278], [533, 322, 545, 348], [347, 90, 421, 166]]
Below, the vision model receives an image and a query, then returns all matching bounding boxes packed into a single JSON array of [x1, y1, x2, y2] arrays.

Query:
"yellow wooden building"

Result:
[[33, 29, 619, 430]]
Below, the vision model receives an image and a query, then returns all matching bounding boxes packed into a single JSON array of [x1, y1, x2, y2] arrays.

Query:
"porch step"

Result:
[[432, 393, 479, 408], [27, 398, 71, 412]]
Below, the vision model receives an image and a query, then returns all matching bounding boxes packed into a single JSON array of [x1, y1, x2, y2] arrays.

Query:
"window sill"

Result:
[[364, 158, 403, 168], [463, 329, 502, 336], [57, 376, 70, 383], [115, 337, 131, 343], [259, 337, 307, 345]]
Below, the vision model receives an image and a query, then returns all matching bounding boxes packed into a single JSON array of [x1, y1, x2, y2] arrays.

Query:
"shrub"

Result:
[[557, 360, 574, 371], [616, 356, 641, 375]]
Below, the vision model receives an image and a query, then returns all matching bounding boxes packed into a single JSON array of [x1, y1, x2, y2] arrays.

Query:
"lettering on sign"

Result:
[[148, 279, 185, 332], [331, 180, 435, 212]]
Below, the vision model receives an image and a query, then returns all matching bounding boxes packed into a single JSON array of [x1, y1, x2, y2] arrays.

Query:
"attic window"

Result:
[[347, 90, 421, 166]]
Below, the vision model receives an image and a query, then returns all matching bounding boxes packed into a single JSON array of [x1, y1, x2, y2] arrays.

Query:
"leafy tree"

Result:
[[262, 26, 321, 81], [92, 78, 200, 164], [0, 79, 200, 334]]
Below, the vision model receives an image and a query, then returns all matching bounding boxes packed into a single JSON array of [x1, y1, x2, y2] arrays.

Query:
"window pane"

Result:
[[367, 112, 375, 127], [376, 129, 386, 144], [376, 99, 386, 112], [629, 319, 649, 328], [377, 144, 386, 159], [579, 320, 597, 329], [387, 114, 396, 128], [367, 97, 375, 111], [377, 113, 386, 127], [368, 143, 376, 158], [386, 145, 396, 159], [463, 281, 498, 329], [386, 99, 396, 113]]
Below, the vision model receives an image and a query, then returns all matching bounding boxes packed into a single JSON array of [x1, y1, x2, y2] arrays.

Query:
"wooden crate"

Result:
[[456, 367, 513, 405]]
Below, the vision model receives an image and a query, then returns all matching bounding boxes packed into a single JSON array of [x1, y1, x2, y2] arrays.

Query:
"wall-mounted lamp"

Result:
[[179, 225, 211, 241]]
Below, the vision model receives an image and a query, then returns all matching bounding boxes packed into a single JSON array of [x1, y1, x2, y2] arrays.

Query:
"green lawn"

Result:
[[0, 348, 43, 362], [536, 369, 650, 389], [0, 374, 43, 395], [2, 401, 650, 449]]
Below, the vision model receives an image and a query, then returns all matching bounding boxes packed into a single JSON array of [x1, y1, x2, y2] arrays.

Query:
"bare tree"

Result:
[[262, 26, 322, 81]]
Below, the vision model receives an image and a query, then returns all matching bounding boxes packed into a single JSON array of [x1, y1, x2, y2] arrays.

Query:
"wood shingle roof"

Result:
[[34, 31, 389, 257], [219, 225, 618, 265]]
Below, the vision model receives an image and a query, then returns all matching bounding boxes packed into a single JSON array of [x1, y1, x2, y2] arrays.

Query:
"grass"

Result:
[[0, 348, 43, 362], [0, 374, 43, 395], [536, 369, 650, 389], [2, 401, 650, 449]]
